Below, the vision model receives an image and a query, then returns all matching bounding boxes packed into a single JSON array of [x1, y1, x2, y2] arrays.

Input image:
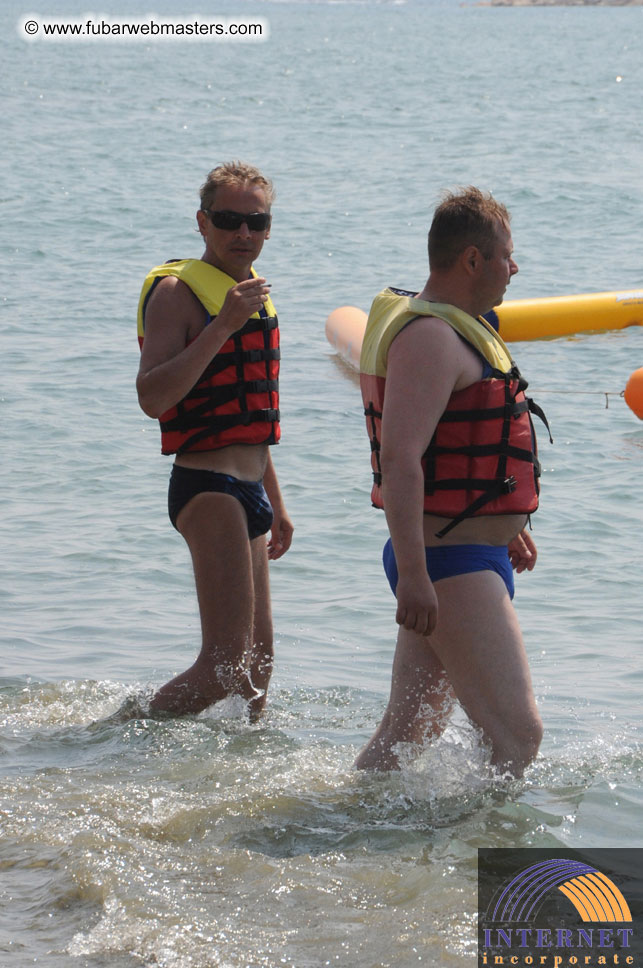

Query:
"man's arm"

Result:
[[136, 274, 271, 418], [263, 451, 293, 560], [380, 318, 465, 636]]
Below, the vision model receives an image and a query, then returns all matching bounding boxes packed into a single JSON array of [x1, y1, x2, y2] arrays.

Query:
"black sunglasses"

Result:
[[203, 209, 271, 232]]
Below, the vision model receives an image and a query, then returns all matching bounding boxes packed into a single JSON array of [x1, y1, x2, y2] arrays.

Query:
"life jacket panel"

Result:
[[360, 288, 548, 537], [137, 259, 280, 455]]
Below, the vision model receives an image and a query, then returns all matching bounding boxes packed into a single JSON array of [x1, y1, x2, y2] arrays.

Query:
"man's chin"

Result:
[[481, 295, 504, 316]]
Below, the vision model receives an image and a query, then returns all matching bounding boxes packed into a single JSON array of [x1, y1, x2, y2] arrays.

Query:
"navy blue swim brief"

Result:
[[168, 465, 273, 540], [382, 538, 515, 600]]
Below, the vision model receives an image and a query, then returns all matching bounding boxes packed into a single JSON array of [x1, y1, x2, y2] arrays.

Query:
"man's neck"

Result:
[[416, 279, 481, 319]]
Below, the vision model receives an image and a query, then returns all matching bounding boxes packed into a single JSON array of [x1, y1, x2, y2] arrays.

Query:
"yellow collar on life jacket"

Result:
[[137, 259, 276, 339], [360, 288, 514, 377]]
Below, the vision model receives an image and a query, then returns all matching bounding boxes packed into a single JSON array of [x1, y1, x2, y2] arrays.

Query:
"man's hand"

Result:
[[508, 529, 537, 573], [267, 508, 294, 561], [395, 573, 438, 637], [217, 277, 271, 336]]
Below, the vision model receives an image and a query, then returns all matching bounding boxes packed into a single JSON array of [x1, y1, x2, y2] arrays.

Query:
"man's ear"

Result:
[[196, 209, 207, 239], [461, 244, 481, 275]]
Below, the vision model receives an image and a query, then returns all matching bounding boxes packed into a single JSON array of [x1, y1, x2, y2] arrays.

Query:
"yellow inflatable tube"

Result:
[[487, 289, 643, 342], [325, 290, 643, 367]]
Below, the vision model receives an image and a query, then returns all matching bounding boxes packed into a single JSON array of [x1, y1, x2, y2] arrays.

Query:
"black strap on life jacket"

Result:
[[364, 402, 383, 488], [427, 373, 548, 538], [171, 408, 281, 455], [160, 311, 280, 455], [364, 371, 552, 533]]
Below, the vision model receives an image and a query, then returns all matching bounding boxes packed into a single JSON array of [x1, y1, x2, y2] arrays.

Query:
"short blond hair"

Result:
[[199, 161, 274, 211]]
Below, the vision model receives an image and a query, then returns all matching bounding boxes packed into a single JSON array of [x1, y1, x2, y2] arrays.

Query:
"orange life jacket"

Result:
[[137, 259, 280, 456]]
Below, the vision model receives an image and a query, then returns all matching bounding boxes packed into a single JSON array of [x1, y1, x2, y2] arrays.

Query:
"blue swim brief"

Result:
[[382, 538, 515, 600], [168, 465, 273, 540]]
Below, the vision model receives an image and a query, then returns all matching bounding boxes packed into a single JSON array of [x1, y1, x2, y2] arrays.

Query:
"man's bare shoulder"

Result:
[[146, 274, 203, 315], [144, 275, 206, 343], [390, 313, 481, 392], [392, 313, 464, 357]]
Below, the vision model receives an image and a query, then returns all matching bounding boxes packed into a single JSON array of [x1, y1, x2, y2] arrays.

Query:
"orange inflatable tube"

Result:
[[324, 305, 368, 369]]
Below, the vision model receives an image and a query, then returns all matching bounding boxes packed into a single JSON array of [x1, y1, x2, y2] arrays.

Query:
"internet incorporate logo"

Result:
[[490, 859, 632, 924], [478, 850, 640, 967]]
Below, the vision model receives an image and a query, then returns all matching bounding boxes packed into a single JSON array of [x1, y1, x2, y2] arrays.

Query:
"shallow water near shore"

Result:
[[3, 0, 643, 965]]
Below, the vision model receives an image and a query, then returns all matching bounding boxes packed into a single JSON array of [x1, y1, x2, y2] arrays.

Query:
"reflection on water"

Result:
[[1, 677, 641, 966]]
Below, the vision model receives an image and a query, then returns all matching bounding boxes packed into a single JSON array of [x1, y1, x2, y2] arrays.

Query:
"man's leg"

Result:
[[246, 534, 274, 721], [355, 569, 541, 774], [429, 569, 542, 777], [354, 632, 455, 770], [149, 491, 257, 716]]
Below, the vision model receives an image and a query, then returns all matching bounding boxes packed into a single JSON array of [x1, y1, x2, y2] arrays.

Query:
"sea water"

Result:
[[2, 0, 643, 965]]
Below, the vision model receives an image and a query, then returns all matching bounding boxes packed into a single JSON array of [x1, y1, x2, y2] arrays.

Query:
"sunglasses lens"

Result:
[[208, 210, 270, 232], [246, 213, 271, 231], [209, 211, 242, 230]]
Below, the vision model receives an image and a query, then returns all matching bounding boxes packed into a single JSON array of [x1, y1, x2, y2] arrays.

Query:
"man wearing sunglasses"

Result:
[[136, 161, 293, 718]]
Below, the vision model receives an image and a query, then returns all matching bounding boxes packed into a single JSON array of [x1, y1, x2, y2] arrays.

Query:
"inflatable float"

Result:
[[325, 305, 367, 370], [325, 291, 643, 419], [326, 290, 643, 367], [624, 368, 643, 419], [485, 289, 643, 343]]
